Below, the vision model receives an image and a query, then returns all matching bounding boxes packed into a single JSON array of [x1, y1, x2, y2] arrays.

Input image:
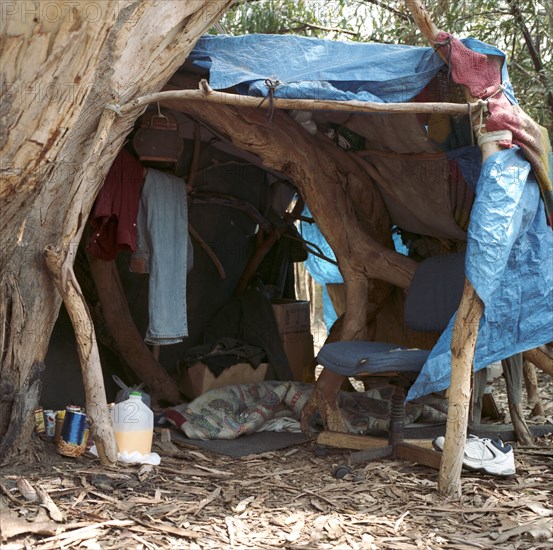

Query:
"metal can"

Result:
[[54, 410, 65, 443], [44, 410, 56, 437], [34, 407, 45, 433], [58, 408, 88, 458]]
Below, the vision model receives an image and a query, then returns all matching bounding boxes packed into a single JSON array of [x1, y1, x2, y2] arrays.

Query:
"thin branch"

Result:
[[356, 0, 414, 22], [277, 21, 359, 37], [507, 0, 544, 77], [116, 80, 484, 117]]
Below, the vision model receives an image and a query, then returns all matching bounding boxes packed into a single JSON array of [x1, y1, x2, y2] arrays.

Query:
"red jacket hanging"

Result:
[[87, 149, 145, 261]]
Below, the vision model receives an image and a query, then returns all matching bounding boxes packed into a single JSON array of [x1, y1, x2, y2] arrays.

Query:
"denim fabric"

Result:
[[133, 168, 190, 345]]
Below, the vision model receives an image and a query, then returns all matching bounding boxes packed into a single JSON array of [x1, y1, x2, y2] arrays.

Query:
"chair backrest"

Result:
[[404, 253, 465, 332]]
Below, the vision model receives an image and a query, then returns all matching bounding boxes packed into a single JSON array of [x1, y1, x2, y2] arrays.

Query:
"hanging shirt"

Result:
[[87, 149, 144, 261]]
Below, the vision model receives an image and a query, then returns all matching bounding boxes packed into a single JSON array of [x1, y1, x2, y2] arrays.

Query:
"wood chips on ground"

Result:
[[1, 433, 551, 549], [1, 374, 552, 549]]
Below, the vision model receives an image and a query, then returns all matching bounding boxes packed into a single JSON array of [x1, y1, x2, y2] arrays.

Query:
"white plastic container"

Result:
[[111, 391, 153, 455]]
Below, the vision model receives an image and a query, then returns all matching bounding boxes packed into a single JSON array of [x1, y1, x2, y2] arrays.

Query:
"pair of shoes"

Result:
[[432, 435, 516, 476]]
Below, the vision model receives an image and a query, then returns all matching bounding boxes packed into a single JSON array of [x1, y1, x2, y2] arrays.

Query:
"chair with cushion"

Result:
[[309, 253, 466, 468]]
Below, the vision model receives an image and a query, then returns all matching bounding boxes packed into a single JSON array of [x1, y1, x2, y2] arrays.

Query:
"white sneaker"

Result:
[[432, 435, 516, 476]]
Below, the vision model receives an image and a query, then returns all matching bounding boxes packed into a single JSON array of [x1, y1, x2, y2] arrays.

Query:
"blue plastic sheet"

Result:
[[408, 147, 553, 401], [191, 34, 445, 103], [190, 34, 515, 105], [299, 206, 342, 332]]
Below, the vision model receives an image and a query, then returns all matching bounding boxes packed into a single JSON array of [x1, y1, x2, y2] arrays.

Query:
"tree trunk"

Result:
[[0, 0, 234, 461]]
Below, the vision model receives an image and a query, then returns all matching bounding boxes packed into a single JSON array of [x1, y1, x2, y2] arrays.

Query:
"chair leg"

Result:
[[389, 385, 406, 458], [300, 368, 347, 434]]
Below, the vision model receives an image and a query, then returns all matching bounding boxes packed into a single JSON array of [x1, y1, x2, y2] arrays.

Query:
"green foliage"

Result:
[[218, 0, 552, 132]]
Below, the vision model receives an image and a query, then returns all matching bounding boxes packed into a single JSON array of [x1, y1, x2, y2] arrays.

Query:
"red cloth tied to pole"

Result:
[[435, 31, 553, 226]]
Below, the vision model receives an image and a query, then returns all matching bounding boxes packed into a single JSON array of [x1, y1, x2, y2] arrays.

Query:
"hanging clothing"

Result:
[[132, 168, 191, 345], [87, 149, 144, 261]]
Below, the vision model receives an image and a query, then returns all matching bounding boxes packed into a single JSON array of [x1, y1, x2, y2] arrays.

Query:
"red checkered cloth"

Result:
[[435, 32, 552, 226]]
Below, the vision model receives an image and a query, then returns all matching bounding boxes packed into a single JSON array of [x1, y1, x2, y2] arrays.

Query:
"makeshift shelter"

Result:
[[109, 26, 553, 489], [5, 0, 552, 500]]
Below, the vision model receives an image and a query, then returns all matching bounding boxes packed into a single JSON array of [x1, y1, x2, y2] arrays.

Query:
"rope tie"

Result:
[[475, 100, 489, 138], [467, 102, 474, 146], [257, 78, 280, 122], [477, 130, 512, 147], [488, 83, 506, 99], [434, 36, 453, 80]]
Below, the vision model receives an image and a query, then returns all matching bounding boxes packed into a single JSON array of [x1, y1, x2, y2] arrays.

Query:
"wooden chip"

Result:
[[192, 486, 222, 515], [16, 477, 37, 502], [36, 485, 65, 523], [0, 507, 57, 540], [135, 518, 201, 539]]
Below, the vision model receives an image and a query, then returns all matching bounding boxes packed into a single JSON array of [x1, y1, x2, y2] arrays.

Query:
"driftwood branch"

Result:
[[86, 254, 182, 405], [523, 346, 553, 377], [188, 224, 226, 280], [116, 80, 483, 117], [44, 245, 117, 465]]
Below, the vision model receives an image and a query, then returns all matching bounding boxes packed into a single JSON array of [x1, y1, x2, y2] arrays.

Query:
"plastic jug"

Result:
[[111, 391, 153, 455]]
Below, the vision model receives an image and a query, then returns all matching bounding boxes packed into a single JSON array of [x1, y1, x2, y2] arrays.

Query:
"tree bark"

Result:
[[0, 0, 234, 461]]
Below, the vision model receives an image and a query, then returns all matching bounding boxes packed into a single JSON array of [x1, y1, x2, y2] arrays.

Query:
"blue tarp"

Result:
[[299, 206, 342, 332], [408, 147, 553, 400], [190, 34, 445, 103], [189, 34, 552, 399], [190, 34, 516, 105]]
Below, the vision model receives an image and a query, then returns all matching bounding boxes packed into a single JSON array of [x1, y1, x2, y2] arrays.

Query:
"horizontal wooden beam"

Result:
[[115, 79, 484, 117]]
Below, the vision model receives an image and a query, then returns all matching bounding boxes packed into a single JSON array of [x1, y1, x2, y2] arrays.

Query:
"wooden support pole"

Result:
[[439, 280, 483, 497], [523, 347, 553, 377], [116, 80, 483, 117], [523, 359, 545, 417], [405, 0, 507, 497], [502, 354, 533, 445], [44, 245, 117, 465]]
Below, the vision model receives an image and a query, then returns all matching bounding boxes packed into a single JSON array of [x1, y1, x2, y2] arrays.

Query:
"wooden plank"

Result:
[[317, 431, 389, 450], [396, 442, 442, 470]]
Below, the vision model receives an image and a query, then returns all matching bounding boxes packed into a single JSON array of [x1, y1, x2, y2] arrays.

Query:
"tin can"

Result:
[[34, 407, 45, 433], [44, 410, 56, 437], [54, 410, 65, 443], [58, 407, 88, 458]]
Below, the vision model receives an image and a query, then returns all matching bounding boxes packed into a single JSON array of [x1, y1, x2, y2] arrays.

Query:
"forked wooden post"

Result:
[[45, 245, 117, 465], [405, 0, 507, 497]]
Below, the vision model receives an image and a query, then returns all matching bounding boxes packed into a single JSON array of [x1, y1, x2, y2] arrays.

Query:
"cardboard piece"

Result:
[[281, 331, 315, 382], [271, 300, 310, 335], [180, 362, 268, 399]]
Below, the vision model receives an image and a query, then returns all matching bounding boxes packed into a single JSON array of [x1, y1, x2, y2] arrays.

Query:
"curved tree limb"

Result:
[[44, 245, 117, 465]]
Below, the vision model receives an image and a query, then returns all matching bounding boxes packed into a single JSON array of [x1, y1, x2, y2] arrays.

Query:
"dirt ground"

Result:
[[1, 375, 552, 550]]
